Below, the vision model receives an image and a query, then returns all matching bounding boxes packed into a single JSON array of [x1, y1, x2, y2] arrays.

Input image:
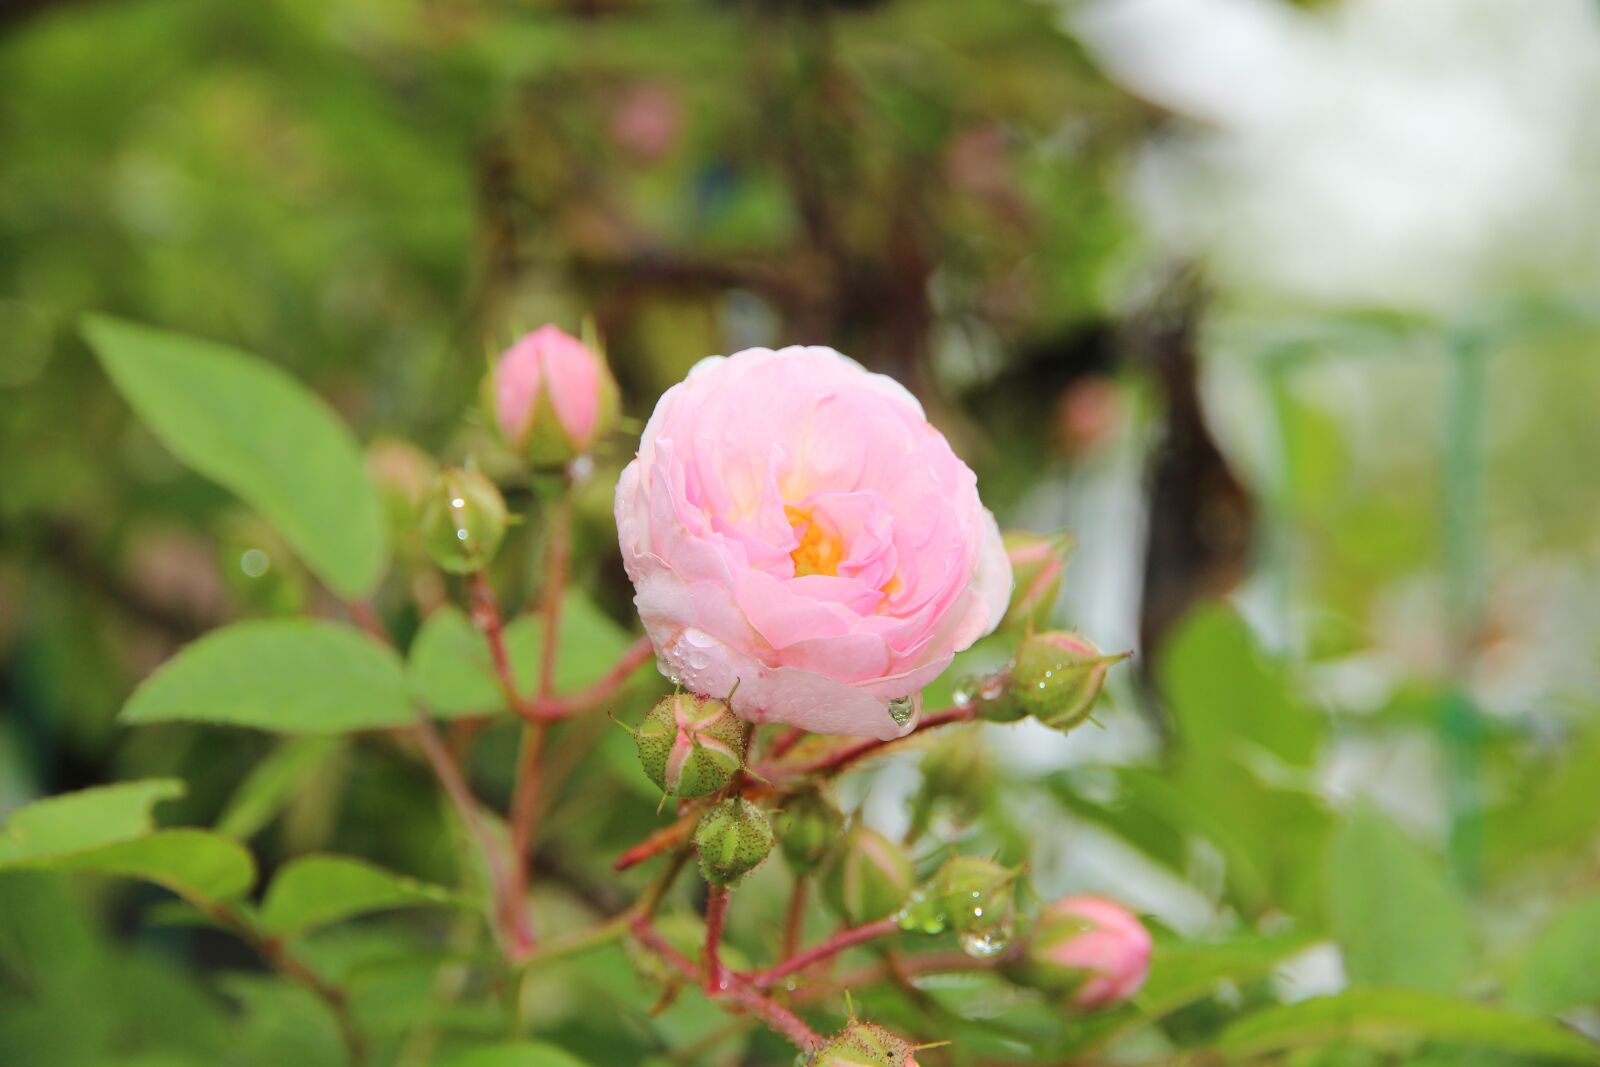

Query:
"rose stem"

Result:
[[751, 916, 900, 990], [413, 710, 533, 959], [704, 883, 732, 992], [207, 902, 366, 1065], [508, 487, 575, 950], [762, 705, 977, 780], [632, 916, 823, 1053], [781, 875, 808, 963]]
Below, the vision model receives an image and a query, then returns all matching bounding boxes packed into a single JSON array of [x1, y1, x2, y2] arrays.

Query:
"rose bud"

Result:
[[366, 437, 437, 532], [1008, 631, 1128, 733], [814, 1022, 920, 1067], [486, 324, 619, 466], [908, 733, 993, 839], [419, 467, 508, 575], [774, 788, 844, 876], [630, 693, 747, 798], [1025, 895, 1151, 1012], [615, 346, 1013, 741], [692, 798, 775, 887], [820, 824, 914, 924], [900, 856, 1017, 958], [999, 530, 1070, 632]]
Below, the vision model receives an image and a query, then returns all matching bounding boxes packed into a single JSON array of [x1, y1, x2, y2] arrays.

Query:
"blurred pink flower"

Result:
[[615, 347, 1011, 739], [1031, 895, 1152, 1011]]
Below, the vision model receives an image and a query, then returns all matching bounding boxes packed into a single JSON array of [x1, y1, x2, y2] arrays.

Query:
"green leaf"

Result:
[[1214, 990, 1599, 1062], [435, 1041, 594, 1067], [1156, 606, 1331, 918], [1509, 893, 1600, 1013], [259, 855, 472, 937], [46, 830, 255, 904], [83, 315, 387, 599], [0, 780, 184, 864], [123, 620, 412, 733], [216, 738, 344, 839], [407, 594, 644, 717], [1328, 807, 1471, 993]]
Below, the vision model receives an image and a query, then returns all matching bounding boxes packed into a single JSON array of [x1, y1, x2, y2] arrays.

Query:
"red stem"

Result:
[[750, 916, 899, 990], [413, 714, 533, 959], [525, 636, 655, 720], [704, 884, 731, 992], [781, 876, 808, 963], [536, 493, 573, 700], [760, 706, 976, 780], [469, 573, 532, 718], [766, 726, 808, 761], [631, 917, 823, 1052]]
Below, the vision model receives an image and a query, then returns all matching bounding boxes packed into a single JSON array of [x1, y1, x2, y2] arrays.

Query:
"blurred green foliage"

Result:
[[2, 1, 1600, 1066]]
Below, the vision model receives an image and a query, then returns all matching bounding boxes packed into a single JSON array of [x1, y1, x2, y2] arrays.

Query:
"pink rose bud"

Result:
[[1008, 631, 1128, 733], [615, 347, 1014, 739], [487, 324, 619, 465], [1026, 895, 1151, 1012], [999, 530, 1071, 632], [814, 1022, 921, 1067]]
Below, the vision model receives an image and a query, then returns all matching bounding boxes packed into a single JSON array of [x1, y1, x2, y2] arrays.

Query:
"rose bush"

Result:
[[615, 346, 1012, 739]]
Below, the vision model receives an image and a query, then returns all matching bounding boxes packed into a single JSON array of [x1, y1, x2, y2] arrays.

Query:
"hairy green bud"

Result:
[[692, 798, 774, 887], [813, 1022, 920, 1067], [631, 693, 746, 797]]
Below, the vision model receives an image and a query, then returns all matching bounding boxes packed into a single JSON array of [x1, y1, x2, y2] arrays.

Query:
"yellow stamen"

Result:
[[785, 505, 845, 578]]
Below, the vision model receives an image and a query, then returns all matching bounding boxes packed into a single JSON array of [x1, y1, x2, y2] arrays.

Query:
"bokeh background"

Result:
[[4, 0, 1600, 1064]]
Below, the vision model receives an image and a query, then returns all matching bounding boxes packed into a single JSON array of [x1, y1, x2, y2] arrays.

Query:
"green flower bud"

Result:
[[692, 798, 774, 887], [813, 1022, 920, 1067], [631, 693, 747, 798], [773, 788, 844, 875], [419, 467, 508, 575], [899, 856, 1017, 958], [819, 824, 914, 924], [1008, 631, 1126, 732], [1000, 530, 1070, 632]]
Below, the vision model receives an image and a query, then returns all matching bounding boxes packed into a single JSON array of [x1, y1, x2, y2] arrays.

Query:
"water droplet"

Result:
[[450, 497, 466, 509], [687, 650, 711, 671], [455, 528, 469, 541], [959, 925, 1012, 958], [887, 696, 915, 727], [239, 548, 270, 578]]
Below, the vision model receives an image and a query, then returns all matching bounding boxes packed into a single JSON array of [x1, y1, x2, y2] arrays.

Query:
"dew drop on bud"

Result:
[[887, 695, 915, 727]]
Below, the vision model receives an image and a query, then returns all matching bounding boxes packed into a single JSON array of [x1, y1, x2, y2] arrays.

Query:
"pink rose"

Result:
[[489, 325, 618, 463], [1028, 895, 1152, 1011], [615, 347, 1011, 740]]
